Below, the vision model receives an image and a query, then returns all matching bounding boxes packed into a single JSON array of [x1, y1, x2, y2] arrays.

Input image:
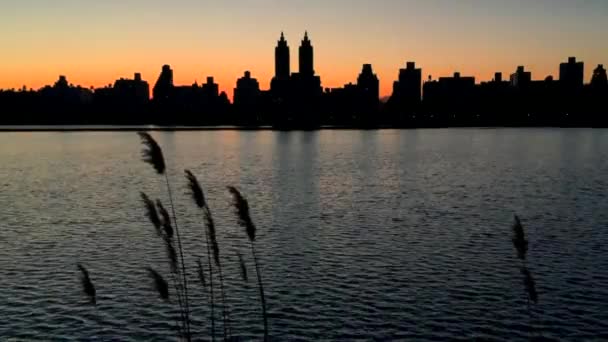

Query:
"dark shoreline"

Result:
[[1, 125, 607, 132]]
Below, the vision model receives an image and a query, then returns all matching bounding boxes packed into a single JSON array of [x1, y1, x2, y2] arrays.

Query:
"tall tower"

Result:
[[153, 64, 174, 101], [357, 64, 380, 104], [299, 31, 314, 77], [275, 32, 290, 81]]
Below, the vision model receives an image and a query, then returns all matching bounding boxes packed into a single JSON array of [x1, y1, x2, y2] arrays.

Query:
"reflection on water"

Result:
[[0, 129, 607, 340]]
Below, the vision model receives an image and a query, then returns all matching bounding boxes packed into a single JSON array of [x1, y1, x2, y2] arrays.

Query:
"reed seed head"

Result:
[[204, 206, 220, 267], [147, 268, 170, 301], [156, 199, 174, 240], [141, 192, 161, 236], [197, 258, 206, 288], [77, 263, 96, 305], [237, 251, 248, 283], [164, 237, 179, 274], [512, 215, 528, 260], [138, 132, 166, 175], [185, 170, 206, 209], [227, 186, 256, 242]]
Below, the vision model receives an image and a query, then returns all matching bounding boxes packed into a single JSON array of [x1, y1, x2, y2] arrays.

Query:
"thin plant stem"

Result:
[[205, 230, 216, 342], [170, 271, 187, 337], [164, 174, 191, 340], [250, 243, 268, 341], [217, 261, 231, 341]]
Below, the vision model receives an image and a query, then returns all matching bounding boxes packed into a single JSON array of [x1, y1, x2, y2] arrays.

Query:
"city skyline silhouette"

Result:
[[0, 30, 606, 129]]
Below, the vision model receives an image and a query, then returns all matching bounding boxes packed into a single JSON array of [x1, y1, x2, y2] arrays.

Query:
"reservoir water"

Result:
[[1, 128, 607, 340]]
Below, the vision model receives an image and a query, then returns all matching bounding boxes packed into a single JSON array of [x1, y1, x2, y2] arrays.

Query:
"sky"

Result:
[[1, 0, 607, 98]]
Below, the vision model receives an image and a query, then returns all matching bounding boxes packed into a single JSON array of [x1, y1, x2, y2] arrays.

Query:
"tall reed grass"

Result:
[[228, 186, 269, 341], [139, 132, 192, 340], [511, 215, 540, 338], [75, 132, 269, 340]]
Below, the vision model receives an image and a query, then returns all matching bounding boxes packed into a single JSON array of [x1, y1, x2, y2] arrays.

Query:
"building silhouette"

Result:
[[388, 62, 422, 122], [559, 57, 584, 89], [423, 72, 476, 124], [271, 32, 291, 101], [269, 31, 322, 127], [299, 31, 314, 77], [356, 64, 380, 123], [234, 71, 261, 124], [275, 32, 290, 81], [113, 73, 150, 105], [357, 64, 380, 109], [510, 66, 532, 88], [591, 64, 608, 88], [153, 65, 174, 103], [202, 77, 219, 99], [91, 73, 150, 123], [324, 64, 380, 125]]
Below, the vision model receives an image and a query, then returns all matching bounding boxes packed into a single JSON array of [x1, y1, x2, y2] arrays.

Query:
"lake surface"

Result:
[[1, 129, 607, 341]]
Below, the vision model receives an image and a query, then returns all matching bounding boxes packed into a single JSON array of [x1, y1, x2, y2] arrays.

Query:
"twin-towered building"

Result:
[[270, 32, 322, 105], [272, 31, 315, 83]]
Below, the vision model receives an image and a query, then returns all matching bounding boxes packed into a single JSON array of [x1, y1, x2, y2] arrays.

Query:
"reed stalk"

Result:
[[237, 251, 248, 283], [511, 215, 539, 338], [228, 186, 268, 341], [138, 132, 191, 340], [185, 170, 229, 341]]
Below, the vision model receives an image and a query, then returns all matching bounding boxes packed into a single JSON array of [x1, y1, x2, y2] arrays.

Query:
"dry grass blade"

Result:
[[185, 170, 206, 209], [204, 207, 220, 267], [197, 258, 206, 288], [156, 200, 174, 239], [77, 263, 96, 305], [512, 215, 528, 260], [141, 192, 162, 236], [521, 267, 539, 304], [165, 238, 179, 274], [147, 268, 170, 301], [227, 186, 256, 242], [237, 252, 248, 283], [138, 132, 166, 174]]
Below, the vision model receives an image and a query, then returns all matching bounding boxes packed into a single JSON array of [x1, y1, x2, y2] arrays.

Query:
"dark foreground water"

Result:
[[1, 129, 607, 341]]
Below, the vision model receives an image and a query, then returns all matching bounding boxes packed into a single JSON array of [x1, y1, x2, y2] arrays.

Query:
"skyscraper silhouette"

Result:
[[275, 32, 290, 81], [357, 64, 380, 110], [271, 32, 291, 100], [153, 65, 174, 101], [299, 31, 314, 77]]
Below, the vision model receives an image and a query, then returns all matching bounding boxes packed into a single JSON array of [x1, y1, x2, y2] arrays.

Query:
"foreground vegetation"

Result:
[[78, 132, 268, 341]]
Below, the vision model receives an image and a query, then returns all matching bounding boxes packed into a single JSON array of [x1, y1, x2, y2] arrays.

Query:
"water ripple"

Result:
[[0, 129, 607, 340]]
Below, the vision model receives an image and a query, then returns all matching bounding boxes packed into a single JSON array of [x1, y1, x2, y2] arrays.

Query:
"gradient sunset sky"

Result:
[[1, 0, 607, 98]]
